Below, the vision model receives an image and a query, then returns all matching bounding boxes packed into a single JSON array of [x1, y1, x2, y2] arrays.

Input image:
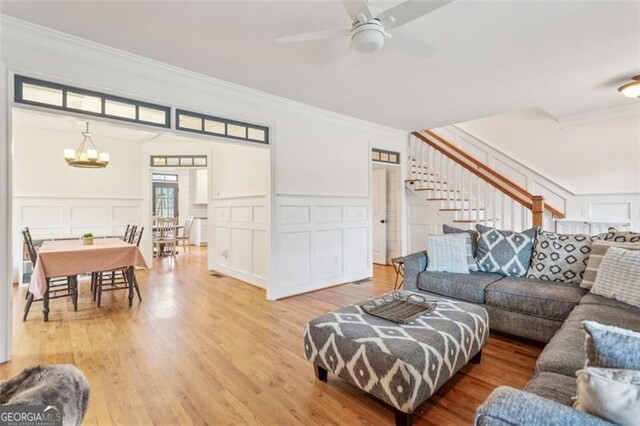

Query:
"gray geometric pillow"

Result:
[[475, 225, 537, 277], [583, 321, 640, 370], [443, 224, 479, 271], [604, 230, 640, 243], [526, 229, 593, 284]]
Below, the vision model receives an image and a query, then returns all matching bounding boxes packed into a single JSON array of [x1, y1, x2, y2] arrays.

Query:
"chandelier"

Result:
[[64, 122, 109, 168]]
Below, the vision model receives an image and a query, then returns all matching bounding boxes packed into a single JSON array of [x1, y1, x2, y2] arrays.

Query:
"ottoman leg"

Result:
[[314, 364, 328, 381], [394, 409, 413, 426], [470, 349, 482, 364]]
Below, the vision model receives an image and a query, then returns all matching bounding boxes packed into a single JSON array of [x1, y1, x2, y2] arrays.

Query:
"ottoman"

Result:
[[303, 292, 489, 425]]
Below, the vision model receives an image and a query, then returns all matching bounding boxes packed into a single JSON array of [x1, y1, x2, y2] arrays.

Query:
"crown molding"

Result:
[[556, 103, 639, 127], [0, 14, 407, 138]]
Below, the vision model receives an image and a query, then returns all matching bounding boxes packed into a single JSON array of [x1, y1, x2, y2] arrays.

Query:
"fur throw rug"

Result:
[[0, 364, 90, 426]]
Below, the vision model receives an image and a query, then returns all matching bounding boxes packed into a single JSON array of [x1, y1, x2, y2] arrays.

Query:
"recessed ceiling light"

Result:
[[618, 75, 640, 98]]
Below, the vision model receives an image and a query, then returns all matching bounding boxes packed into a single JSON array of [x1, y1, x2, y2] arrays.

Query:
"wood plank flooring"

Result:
[[1, 248, 543, 425]]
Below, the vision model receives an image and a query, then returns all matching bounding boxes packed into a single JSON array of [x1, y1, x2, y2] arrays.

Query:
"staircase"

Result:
[[406, 130, 565, 239]]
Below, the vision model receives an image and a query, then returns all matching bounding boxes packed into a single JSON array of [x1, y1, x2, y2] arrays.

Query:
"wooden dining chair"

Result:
[[93, 227, 144, 307], [153, 218, 178, 260], [175, 216, 194, 254], [22, 229, 77, 321]]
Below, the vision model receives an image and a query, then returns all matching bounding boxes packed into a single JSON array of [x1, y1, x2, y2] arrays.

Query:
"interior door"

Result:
[[372, 168, 388, 265]]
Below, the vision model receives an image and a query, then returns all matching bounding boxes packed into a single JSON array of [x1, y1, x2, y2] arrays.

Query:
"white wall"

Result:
[[456, 107, 640, 194], [0, 58, 12, 362], [209, 142, 269, 288]]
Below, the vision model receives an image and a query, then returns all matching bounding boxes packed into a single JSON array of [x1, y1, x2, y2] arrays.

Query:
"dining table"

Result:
[[30, 238, 148, 320]]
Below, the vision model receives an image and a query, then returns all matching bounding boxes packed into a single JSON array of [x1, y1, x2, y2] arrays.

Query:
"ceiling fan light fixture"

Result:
[[352, 23, 385, 53], [618, 75, 640, 98]]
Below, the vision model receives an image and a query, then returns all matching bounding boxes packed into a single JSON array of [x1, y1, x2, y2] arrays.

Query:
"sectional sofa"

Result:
[[403, 248, 640, 425]]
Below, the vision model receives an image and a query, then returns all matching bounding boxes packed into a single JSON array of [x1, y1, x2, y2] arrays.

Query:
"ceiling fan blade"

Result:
[[378, 0, 454, 30], [276, 28, 351, 44], [341, 0, 375, 23], [385, 31, 439, 60]]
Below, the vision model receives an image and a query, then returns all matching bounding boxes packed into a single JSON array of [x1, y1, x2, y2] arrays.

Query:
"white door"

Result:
[[372, 168, 387, 265]]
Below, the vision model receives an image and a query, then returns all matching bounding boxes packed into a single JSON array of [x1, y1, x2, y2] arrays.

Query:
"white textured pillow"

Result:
[[591, 246, 640, 308], [426, 234, 470, 274], [574, 367, 640, 426]]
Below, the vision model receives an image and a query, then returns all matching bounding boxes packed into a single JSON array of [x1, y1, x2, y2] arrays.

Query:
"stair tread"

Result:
[[414, 188, 459, 192], [440, 208, 485, 211]]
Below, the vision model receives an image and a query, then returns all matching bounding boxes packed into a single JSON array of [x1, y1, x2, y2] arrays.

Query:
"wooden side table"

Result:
[[391, 256, 405, 290]]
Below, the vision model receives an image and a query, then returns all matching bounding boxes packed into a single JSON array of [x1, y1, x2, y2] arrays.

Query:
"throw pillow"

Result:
[[583, 321, 640, 370], [591, 247, 640, 308], [526, 229, 593, 285], [475, 224, 536, 277], [574, 367, 640, 426], [581, 241, 640, 289], [442, 225, 479, 271], [603, 229, 640, 243], [426, 234, 470, 274]]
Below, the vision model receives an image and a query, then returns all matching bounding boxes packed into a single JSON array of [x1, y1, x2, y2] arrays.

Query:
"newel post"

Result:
[[532, 195, 544, 228]]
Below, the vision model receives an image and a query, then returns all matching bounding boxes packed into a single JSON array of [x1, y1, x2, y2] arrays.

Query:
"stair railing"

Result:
[[410, 130, 565, 230]]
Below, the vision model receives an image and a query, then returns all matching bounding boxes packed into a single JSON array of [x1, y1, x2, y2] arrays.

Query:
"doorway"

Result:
[[372, 162, 401, 266], [152, 175, 179, 218]]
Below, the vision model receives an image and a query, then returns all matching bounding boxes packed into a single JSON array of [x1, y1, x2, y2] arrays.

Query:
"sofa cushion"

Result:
[[563, 302, 640, 332], [524, 372, 577, 407], [536, 325, 586, 376], [417, 271, 503, 304], [579, 293, 640, 313], [526, 228, 593, 285], [485, 277, 586, 320]]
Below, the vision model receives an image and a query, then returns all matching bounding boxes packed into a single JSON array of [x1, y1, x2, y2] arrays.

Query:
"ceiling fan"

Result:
[[276, 0, 453, 58]]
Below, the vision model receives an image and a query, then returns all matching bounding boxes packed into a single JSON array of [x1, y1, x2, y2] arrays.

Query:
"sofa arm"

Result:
[[403, 251, 427, 292], [475, 387, 614, 426]]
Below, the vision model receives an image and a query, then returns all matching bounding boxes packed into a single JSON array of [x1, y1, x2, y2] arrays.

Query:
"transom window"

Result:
[[15, 75, 170, 128], [372, 148, 400, 164], [150, 155, 207, 167], [176, 109, 269, 144], [152, 173, 178, 182]]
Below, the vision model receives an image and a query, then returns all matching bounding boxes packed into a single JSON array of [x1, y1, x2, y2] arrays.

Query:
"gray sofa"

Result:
[[403, 251, 640, 425]]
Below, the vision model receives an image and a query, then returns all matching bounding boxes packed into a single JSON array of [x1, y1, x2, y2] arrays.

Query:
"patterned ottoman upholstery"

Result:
[[303, 292, 489, 425]]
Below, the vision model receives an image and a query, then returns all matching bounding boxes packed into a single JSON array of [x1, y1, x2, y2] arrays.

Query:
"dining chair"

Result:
[[153, 217, 178, 260], [22, 229, 78, 321], [175, 216, 194, 254], [93, 227, 144, 307]]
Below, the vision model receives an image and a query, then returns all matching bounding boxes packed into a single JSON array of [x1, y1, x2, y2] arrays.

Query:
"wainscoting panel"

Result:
[[12, 196, 144, 283], [271, 195, 371, 300], [209, 195, 268, 288]]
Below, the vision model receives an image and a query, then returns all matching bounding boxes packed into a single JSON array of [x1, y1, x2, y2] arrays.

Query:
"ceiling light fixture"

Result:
[[618, 75, 640, 98], [64, 122, 109, 168]]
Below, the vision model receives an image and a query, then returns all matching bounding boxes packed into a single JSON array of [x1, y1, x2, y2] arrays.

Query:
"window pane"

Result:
[[194, 157, 207, 166], [180, 157, 193, 166], [105, 99, 136, 119], [372, 151, 380, 161], [139, 107, 166, 124], [152, 174, 165, 181], [165, 175, 178, 182], [204, 119, 225, 134], [152, 157, 166, 166], [389, 153, 398, 163], [380, 153, 389, 162], [167, 157, 180, 166], [227, 124, 246, 138], [179, 114, 202, 130], [247, 127, 265, 141], [22, 83, 63, 106], [66, 92, 102, 113]]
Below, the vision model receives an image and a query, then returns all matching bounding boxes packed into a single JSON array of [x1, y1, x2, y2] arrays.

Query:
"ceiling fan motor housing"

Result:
[[351, 21, 386, 53]]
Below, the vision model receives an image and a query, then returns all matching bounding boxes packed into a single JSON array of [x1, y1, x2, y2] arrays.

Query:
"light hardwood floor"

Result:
[[2, 248, 542, 425]]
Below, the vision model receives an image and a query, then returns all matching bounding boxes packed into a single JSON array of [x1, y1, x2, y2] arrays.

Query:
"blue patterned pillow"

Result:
[[475, 225, 537, 277], [583, 321, 640, 370]]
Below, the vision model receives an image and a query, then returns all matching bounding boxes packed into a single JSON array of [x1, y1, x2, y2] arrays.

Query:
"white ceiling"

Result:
[[2, 1, 639, 130]]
